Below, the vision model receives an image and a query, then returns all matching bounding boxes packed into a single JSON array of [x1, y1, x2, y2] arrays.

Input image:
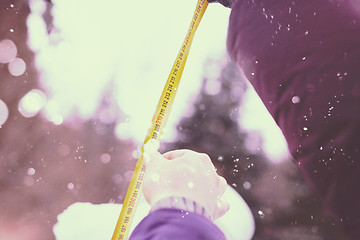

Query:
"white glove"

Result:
[[142, 148, 229, 220]]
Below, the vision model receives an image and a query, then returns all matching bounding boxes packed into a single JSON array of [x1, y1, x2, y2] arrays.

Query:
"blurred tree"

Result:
[[0, 1, 137, 239], [166, 59, 268, 195]]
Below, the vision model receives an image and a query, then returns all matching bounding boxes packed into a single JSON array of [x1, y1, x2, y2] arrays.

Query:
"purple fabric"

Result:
[[227, 0, 360, 238], [129, 208, 226, 240]]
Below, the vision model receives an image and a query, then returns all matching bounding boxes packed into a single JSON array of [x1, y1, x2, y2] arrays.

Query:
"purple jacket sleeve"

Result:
[[227, 0, 360, 238], [129, 208, 226, 240]]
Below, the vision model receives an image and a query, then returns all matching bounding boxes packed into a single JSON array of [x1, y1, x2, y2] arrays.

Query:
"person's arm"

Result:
[[130, 208, 226, 240], [227, 0, 360, 238], [130, 148, 228, 240]]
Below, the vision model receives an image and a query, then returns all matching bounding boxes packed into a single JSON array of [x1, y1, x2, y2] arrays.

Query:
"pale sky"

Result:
[[24, 0, 289, 162]]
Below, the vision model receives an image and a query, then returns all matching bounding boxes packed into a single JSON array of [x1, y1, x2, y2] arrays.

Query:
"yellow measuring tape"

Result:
[[111, 0, 209, 239]]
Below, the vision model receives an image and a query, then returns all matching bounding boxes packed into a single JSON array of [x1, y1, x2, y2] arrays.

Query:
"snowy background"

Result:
[[0, 0, 348, 239]]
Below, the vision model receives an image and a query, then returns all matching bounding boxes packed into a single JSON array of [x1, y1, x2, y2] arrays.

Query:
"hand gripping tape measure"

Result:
[[111, 1, 209, 239]]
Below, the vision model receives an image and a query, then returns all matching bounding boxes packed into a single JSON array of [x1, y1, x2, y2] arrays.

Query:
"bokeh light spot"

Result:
[[0, 39, 17, 63], [18, 89, 47, 118], [27, 168, 36, 176], [100, 153, 111, 164], [44, 100, 64, 125], [67, 183, 75, 190], [0, 99, 9, 126], [8, 57, 26, 76]]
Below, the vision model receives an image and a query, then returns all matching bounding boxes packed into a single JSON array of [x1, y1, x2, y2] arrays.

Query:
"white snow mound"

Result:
[[53, 185, 254, 240]]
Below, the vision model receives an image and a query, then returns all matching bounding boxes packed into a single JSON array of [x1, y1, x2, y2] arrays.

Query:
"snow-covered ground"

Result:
[[53, 185, 255, 240]]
